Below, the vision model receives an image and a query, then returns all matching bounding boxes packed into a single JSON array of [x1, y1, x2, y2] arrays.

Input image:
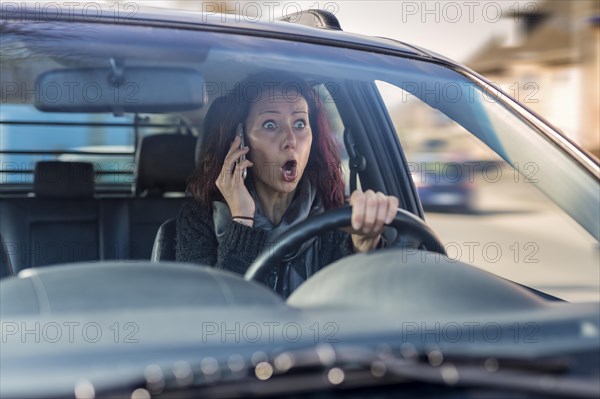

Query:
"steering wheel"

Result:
[[244, 206, 446, 295]]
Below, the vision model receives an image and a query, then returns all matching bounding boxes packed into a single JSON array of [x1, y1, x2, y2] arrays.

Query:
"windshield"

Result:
[[1, 20, 598, 299], [1, 15, 600, 399]]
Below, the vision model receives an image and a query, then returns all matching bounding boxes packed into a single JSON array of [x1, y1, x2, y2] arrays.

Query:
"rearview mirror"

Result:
[[34, 67, 205, 113]]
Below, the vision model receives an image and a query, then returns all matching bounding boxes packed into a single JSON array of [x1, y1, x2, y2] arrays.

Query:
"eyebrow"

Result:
[[258, 110, 308, 116]]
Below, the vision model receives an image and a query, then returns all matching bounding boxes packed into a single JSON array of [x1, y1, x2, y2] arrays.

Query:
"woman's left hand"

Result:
[[347, 190, 399, 253]]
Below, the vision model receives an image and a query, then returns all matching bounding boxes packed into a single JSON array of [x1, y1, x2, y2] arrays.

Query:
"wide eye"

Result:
[[262, 120, 276, 129], [293, 120, 306, 129]]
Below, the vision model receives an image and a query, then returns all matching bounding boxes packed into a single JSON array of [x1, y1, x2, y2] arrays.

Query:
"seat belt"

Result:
[[343, 128, 366, 193]]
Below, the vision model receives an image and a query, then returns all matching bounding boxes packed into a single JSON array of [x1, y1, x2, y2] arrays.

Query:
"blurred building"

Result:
[[467, 0, 600, 157]]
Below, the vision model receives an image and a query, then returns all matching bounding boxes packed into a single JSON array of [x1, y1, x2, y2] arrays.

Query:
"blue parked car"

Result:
[[411, 139, 476, 213]]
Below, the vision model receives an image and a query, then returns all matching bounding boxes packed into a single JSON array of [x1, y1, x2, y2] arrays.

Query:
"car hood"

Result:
[[2, 298, 599, 398]]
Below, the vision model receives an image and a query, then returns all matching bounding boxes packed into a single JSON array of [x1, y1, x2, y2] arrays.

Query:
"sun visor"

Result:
[[34, 67, 206, 113]]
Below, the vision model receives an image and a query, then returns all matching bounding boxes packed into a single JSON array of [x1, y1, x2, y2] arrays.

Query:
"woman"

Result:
[[176, 71, 399, 293]]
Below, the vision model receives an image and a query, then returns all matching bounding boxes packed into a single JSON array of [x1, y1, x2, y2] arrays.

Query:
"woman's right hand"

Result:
[[216, 135, 255, 226]]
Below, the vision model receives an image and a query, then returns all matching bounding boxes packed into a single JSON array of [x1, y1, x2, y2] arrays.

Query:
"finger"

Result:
[[218, 157, 251, 186], [240, 159, 253, 175], [350, 190, 365, 231], [362, 190, 377, 234], [224, 145, 249, 165], [232, 159, 253, 182], [225, 135, 241, 160], [373, 192, 388, 233], [386, 196, 400, 224], [223, 146, 249, 174]]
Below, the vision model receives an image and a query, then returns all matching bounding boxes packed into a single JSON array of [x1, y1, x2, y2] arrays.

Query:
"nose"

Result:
[[282, 125, 296, 151]]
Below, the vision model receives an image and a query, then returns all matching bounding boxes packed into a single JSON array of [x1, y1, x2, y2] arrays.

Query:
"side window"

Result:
[[376, 80, 599, 302]]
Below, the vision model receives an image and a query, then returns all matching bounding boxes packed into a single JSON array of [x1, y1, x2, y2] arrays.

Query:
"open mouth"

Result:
[[281, 160, 298, 182]]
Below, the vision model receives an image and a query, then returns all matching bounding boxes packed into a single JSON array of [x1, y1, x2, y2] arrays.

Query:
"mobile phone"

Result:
[[236, 123, 247, 180]]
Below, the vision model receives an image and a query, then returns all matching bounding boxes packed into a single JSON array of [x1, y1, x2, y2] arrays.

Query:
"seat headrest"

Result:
[[34, 161, 95, 198], [135, 134, 197, 196]]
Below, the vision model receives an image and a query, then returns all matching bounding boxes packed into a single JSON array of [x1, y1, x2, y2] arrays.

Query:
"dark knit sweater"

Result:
[[175, 200, 355, 276]]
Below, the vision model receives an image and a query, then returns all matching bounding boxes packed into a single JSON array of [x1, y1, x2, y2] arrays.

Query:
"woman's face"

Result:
[[245, 92, 312, 196]]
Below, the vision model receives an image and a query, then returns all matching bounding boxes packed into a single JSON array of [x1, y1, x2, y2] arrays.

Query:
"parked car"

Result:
[[411, 139, 476, 213], [1, 5, 599, 399]]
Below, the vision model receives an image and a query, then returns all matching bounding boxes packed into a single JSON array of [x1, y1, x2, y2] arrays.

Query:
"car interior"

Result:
[[0, 131, 196, 275]]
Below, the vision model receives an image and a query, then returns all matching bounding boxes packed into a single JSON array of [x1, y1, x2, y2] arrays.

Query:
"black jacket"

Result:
[[175, 200, 355, 277]]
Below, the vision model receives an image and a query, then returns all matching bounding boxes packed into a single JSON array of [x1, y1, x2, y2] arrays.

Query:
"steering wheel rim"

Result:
[[244, 206, 446, 291]]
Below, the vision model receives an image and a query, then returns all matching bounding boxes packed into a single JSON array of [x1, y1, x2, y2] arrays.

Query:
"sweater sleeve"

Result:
[[175, 201, 268, 275], [318, 229, 387, 267], [320, 228, 355, 265]]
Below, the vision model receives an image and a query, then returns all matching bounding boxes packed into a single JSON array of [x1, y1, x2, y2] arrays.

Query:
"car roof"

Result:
[[12, 2, 456, 64]]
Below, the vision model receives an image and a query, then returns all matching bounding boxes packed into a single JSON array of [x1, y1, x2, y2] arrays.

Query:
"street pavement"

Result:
[[425, 169, 600, 303]]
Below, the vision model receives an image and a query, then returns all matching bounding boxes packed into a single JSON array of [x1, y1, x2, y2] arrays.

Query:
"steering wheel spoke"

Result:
[[244, 206, 446, 296]]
